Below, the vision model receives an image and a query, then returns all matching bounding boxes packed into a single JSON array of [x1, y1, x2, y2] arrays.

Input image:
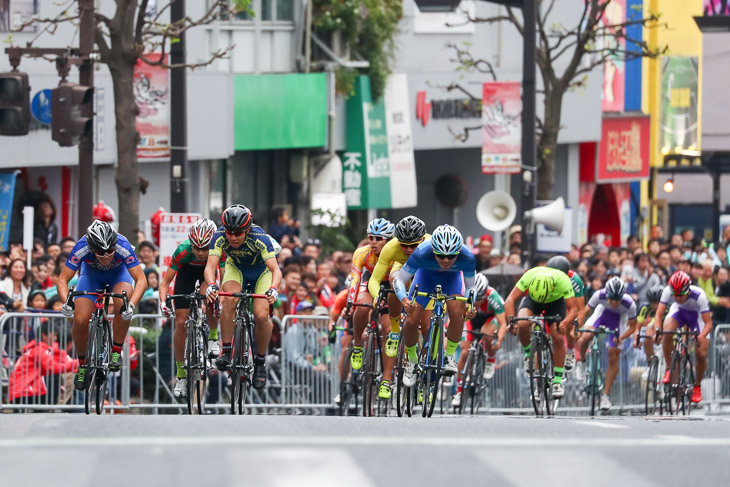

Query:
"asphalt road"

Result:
[[1, 414, 729, 486]]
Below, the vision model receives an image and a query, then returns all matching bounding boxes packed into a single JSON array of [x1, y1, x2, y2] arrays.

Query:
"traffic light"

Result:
[[413, 0, 464, 11], [0, 72, 31, 136], [51, 83, 94, 147]]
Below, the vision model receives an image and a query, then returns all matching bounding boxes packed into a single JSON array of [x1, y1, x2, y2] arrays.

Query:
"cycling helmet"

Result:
[[528, 274, 555, 303], [367, 218, 395, 238], [669, 271, 691, 296], [221, 204, 253, 232], [605, 276, 627, 301], [188, 219, 217, 248], [474, 273, 489, 300], [86, 220, 117, 254], [546, 255, 570, 275], [431, 225, 463, 256], [646, 285, 663, 303], [394, 215, 426, 244]]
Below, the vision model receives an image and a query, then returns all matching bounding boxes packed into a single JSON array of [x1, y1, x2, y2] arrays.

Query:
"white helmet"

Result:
[[474, 273, 489, 299], [431, 224, 463, 256]]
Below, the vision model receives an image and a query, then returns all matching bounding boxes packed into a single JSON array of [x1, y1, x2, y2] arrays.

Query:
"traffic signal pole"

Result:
[[77, 0, 95, 230], [170, 0, 188, 212]]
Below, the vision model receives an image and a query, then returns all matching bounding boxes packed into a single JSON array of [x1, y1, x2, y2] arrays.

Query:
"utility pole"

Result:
[[77, 0, 95, 229], [170, 0, 188, 212], [521, 0, 537, 266]]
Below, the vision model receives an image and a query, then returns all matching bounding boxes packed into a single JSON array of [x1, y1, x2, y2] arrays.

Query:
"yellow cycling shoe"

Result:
[[378, 380, 392, 400], [350, 347, 363, 371], [384, 333, 400, 358]]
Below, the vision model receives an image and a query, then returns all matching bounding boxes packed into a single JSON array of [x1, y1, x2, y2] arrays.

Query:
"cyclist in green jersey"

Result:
[[635, 286, 664, 361], [504, 266, 577, 399], [546, 255, 586, 372], [158, 219, 220, 398]]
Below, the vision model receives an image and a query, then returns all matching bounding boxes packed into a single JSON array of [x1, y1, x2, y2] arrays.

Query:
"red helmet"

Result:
[[92, 201, 116, 223], [669, 271, 691, 296]]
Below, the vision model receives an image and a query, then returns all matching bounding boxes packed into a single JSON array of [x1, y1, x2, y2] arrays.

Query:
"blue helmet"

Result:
[[367, 218, 395, 238], [431, 225, 463, 256]]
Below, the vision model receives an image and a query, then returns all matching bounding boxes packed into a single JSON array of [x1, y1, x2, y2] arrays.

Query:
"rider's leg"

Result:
[[252, 297, 273, 357], [604, 346, 621, 395], [173, 309, 190, 378], [71, 297, 96, 361], [661, 316, 679, 371], [695, 336, 709, 386], [219, 280, 241, 354], [643, 324, 655, 360], [549, 320, 566, 384], [339, 333, 353, 376], [404, 306, 424, 363], [380, 310, 395, 382], [445, 300, 467, 359]]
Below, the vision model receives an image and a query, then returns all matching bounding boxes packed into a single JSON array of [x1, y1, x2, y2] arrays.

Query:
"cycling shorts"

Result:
[[518, 295, 566, 324], [667, 304, 707, 335], [75, 265, 134, 302], [172, 264, 206, 309], [408, 269, 464, 308], [221, 261, 272, 294], [465, 317, 497, 342], [584, 304, 624, 348]]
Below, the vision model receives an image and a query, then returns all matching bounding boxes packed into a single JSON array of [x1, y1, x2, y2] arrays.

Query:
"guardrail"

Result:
[[2, 310, 728, 415]]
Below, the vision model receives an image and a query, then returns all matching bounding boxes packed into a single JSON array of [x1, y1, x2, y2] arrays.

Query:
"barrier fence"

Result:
[[2, 310, 729, 415]]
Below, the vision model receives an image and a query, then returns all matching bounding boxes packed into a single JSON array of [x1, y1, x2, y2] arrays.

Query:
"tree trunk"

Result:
[[109, 60, 140, 243], [537, 88, 564, 200]]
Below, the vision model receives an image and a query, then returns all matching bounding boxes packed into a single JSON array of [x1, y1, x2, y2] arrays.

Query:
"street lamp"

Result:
[[414, 0, 537, 264]]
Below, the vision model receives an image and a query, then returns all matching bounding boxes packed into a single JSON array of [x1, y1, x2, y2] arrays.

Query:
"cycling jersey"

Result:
[[368, 234, 431, 300], [637, 302, 663, 325], [585, 289, 637, 347], [516, 267, 575, 303], [568, 270, 585, 299], [586, 289, 637, 319], [347, 245, 382, 302], [466, 287, 504, 340], [660, 285, 711, 334], [210, 224, 276, 293], [393, 240, 476, 306], [170, 239, 206, 270]]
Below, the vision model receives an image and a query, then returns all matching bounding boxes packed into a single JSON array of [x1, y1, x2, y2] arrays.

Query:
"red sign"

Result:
[[597, 116, 650, 183]]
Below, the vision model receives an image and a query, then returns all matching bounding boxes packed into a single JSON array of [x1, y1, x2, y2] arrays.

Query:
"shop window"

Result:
[[215, 0, 294, 22]]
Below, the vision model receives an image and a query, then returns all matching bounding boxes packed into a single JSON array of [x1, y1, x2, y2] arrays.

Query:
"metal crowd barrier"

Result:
[[2, 309, 729, 416]]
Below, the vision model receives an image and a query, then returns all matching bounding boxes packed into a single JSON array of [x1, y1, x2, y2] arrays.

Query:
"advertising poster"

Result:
[[384, 74, 417, 208], [600, 0, 626, 112], [159, 212, 200, 276], [135, 53, 170, 159], [0, 172, 17, 251], [481, 82, 522, 174], [660, 57, 699, 154]]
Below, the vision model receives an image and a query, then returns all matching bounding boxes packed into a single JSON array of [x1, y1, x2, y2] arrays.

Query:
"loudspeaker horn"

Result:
[[476, 190, 517, 232], [524, 197, 566, 234]]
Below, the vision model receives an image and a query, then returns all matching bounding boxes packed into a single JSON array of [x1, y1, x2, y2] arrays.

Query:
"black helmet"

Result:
[[86, 220, 117, 254], [222, 204, 253, 232], [646, 286, 663, 303], [605, 276, 627, 301], [546, 255, 570, 275], [394, 216, 426, 244]]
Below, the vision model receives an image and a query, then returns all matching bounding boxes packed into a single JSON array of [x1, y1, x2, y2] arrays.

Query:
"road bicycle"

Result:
[[636, 332, 664, 415], [509, 315, 561, 417], [360, 284, 395, 417], [394, 313, 413, 417], [166, 283, 210, 415], [410, 284, 473, 418], [456, 329, 496, 415], [329, 309, 360, 416], [217, 290, 272, 415], [578, 324, 619, 417], [66, 285, 129, 415], [660, 326, 697, 416]]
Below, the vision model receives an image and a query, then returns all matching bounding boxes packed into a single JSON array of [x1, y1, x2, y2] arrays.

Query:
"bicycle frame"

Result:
[[659, 326, 697, 416], [457, 329, 496, 415], [578, 325, 619, 416]]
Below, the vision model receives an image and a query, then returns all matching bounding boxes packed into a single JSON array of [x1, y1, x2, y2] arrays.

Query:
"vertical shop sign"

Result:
[[135, 53, 170, 159], [384, 74, 417, 208], [660, 57, 699, 154], [600, 0, 626, 112]]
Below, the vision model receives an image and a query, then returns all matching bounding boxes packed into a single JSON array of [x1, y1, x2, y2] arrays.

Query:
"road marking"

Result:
[[573, 420, 629, 429], [0, 435, 729, 448]]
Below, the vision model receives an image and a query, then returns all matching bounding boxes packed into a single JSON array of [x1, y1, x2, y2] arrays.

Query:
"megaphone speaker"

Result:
[[525, 197, 566, 234], [476, 190, 517, 232]]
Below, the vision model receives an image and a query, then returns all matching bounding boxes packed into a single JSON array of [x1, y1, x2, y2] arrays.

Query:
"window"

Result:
[[215, 0, 294, 22]]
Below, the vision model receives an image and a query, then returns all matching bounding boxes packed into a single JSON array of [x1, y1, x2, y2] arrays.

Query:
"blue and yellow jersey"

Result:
[[209, 224, 275, 269]]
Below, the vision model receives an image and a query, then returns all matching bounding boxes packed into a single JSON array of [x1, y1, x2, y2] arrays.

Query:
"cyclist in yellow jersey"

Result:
[[367, 216, 429, 358], [347, 218, 396, 399], [504, 266, 577, 399]]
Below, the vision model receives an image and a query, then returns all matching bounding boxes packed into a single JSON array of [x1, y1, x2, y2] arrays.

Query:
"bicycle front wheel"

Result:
[[362, 331, 378, 417], [395, 337, 408, 418], [471, 351, 486, 415], [195, 326, 209, 415], [645, 355, 659, 415], [588, 351, 600, 417], [185, 323, 196, 415], [84, 321, 99, 415], [426, 328, 443, 418], [458, 350, 475, 415], [230, 325, 244, 415], [340, 346, 354, 416]]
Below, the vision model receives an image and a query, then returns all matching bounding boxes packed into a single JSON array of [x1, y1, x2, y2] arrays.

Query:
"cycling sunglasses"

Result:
[[94, 249, 114, 257], [434, 254, 458, 261], [225, 229, 247, 237], [400, 242, 420, 249], [368, 235, 386, 242]]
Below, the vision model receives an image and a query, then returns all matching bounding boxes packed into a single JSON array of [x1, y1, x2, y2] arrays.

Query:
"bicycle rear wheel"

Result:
[[458, 350, 475, 415], [471, 351, 486, 415], [426, 329, 443, 418], [230, 324, 244, 415], [677, 352, 694, 416], [395, 337, 408, 418], [528, 337, 546, 416], [195, 326, 209, 415], [362, 331, 378, 417], [588, 351, 600, 417], [668, 351, 681, 416], [645, 355, 659, 415], [84, 321, 99, 415], [340, 345, 354, 416]]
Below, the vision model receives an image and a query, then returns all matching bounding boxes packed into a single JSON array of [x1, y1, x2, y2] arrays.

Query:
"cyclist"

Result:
[[452, 273, 507, 408], [396, 225, 476, 387], [367, 215, 429, 360], [158, 218, 220, 398], [546, 255, 585, 372], [204, 205, 281, 390], [575, 276, 638, 411], [503, 266, 577, 399], [57, 220, 148, 391], [347, 218, 397, 400], [635, 285, 664, 362], [655, 271, 713, 404]]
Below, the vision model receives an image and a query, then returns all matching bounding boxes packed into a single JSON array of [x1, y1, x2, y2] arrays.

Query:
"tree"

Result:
[[447, 0, 666, 199], [9, 0, 248, 241]]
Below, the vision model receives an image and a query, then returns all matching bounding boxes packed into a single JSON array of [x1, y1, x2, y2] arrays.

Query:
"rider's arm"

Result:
[[204, 254, 221, 289], [621, 318, 637, 343], [57, 266, 77, 303], [158, 267, 177, 305], [393, 267, 415, 303], [495, 312, 507, 344], [265, 257, 282, 290], [368, 255, 390, 300], [576, 296, 587, 327], [503, 286, 525, 321], [347, 251, 364, 303], [654, 303, 667, 332], [699, 312, 713, 340], [128, 265, 148, 307], [562, 296, 578, 329]]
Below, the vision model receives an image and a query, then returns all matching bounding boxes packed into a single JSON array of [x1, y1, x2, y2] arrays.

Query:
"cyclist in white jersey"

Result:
[[654, 271, 713, 404]]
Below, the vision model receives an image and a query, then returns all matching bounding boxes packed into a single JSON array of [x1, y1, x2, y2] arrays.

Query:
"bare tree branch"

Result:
[[446, 43, 497, 80], [139, 46, 235, 71], [448, 125, 482, 143]]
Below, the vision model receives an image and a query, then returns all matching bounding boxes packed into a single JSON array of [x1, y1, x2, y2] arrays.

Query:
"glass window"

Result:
[[261, 0, 272, 21], [276, 0, 294, 21]]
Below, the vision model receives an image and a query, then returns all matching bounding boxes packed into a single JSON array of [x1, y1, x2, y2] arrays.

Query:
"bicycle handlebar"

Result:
[[509, 315, 562, 324], [66, 286, 129, 311], [577, 326, 619, 337], [410, 284, 475, 308], [217, 291, 273, 317]]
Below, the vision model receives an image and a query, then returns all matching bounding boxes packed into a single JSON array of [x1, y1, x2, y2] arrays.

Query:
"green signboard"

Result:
[[342, 76, 391, 209], [234, 73, 328, 151]]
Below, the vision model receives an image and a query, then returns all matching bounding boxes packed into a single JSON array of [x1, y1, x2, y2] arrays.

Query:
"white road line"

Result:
[[0, 436, 729, 448], [573, 420, 629, 429]]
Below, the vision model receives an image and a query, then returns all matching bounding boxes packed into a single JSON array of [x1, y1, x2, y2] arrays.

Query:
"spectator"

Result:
[[47, 295, 64, 312], [59, 237, 76, 254], [647, 238, 661, 263], [31, 238, 46, 261], [277, 247, 293, 268], [488, 248, 503, 269], [1, 259, 32, 310], [137, 241, 159, 271], [314, 262, 335, 308], [27, 289, 47, 311], [301, 255, 317, 275], [690, 261, 703, 284], [474, 234, 493, 272], [139, 267, 160, 315], [269, 207, 296, 243], [627, 235, 641, 253], [280, 234, 303, 257], [697, 260, 728, 316], [302, 239, 322, 261], [8, 321, 78, 405], [31, 260, 52, 290], [655, 250, 673, 283], [506, 252, 521, 266], [713, 266, 730, 324], [508, 225, 522, 247], [631, 253, 661, 302], [283, 301, 328, 374], [677, 255, 691, 275], [333, 252, 352, 293], [33, 198, 59, 246]]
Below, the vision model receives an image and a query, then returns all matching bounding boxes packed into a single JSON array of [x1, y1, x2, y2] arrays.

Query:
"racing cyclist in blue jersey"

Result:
[[57, 220, 148, 391], [393, 225, 477, 387]]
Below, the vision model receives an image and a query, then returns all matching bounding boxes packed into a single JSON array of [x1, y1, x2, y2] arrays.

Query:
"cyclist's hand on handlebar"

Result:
[[206, 283, 219, 303], [401, 297, 415, 315], [61, 303, 74, 318], [492, 340, 502, 352], [464, 305, 477, 320], [265, 287, 278, 304], [160, 301, 172, 318], [121, 303, 135, 321]]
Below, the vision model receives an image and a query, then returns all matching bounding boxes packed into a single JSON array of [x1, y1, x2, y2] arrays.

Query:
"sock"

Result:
[[487, 354, 496, 362], [553, 366, 564, 384], [523, 344, 531, 357], [390, 315, 401, 334], [406, 344, 418, 363], [254, 353, 266, 365], [457, 385, 462, 393], [446, 339, 459, 356], [222, 342, 232, 356], [176, 361, 186, 379], [77, 355, 86, 366], [208, 328, 219, 340], [567, 347, 575, 353], [112, 342, 124, 354]]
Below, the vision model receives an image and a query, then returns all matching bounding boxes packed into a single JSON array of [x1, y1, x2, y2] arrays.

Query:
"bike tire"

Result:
[[645, 355, 659, 415], [230, 324, 244, 415], [426, 327, 443, 418], [459, 350, 475, 415], [678, 352, 694, 416], [669, 351, 681, 416], [238, 325, 254, 415], [589, 350, 600, 417], [196, 327, 208, 415], [362, 332, 377, 417], [186, 323, 196, 415], [395, 337, 407, 418], [340, 346, 354, 416], [528, 335, 544, 416], [685, 355, 695, 416], [84, 321, 99, 415], [542, 336, 555, 416], [472, 350, 486, 415]]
